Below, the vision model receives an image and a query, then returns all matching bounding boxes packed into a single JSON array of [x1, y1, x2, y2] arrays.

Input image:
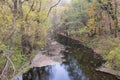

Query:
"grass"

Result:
[[0, 54, 6, 74], [86, 37, 120, 71], [105, 48, 120, 70], [0, 47, 35, 79]]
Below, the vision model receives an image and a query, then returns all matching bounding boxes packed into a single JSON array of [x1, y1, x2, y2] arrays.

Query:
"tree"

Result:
[[0, 0, 62, 79]]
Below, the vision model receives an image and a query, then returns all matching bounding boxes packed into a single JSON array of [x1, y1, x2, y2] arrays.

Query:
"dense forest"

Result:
[[60, 0, 120, 71], [0, 0, 120, 80]]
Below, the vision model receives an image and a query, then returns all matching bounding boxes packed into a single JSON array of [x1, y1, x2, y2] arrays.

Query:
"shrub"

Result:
[[105, 48, 120, 70]]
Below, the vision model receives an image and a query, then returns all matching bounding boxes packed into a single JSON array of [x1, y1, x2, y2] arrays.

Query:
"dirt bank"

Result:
[[31, 40, 64, 67]]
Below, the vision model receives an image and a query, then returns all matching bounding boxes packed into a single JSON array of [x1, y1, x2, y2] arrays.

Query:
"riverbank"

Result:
[[21, 46, 119, 80], [31, 40, 64, 67], [56, 33, 120, 79], [12, 40, 65, 80]]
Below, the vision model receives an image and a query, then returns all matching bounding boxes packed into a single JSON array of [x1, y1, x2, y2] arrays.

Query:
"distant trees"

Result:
[[61, 0, 120, 38], [95, 0, 120, 37], [59, 0, 89, 36]]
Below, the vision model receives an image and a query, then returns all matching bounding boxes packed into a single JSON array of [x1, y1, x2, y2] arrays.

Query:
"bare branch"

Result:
[[25, 1, 35, 21], [0, 59, 10, 80], [47, 0, 61, 17], [38, 0, 42, 12], [0, 52, 16, 80], [6, 55, 16, 73]]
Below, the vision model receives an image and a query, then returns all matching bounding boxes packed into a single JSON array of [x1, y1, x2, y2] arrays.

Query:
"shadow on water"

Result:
[[15, 47, 119, 80]]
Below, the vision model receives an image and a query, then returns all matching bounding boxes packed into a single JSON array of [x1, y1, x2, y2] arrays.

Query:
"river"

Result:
[[15, 46, 119, 80]]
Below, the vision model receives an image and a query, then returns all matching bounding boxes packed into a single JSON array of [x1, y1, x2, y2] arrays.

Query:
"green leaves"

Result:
[[0, 0, 61, 78], [0, 44, 9, 51], [62, 0, 89, 29], [105, 48, 120, 70]]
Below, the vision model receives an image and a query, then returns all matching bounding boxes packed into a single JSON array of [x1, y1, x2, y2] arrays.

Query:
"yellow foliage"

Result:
[[87, 18, 96, 30]]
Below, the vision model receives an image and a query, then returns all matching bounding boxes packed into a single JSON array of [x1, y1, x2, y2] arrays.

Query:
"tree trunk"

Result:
[[107, 3, 113, 35], [114, 0, 119, 38]]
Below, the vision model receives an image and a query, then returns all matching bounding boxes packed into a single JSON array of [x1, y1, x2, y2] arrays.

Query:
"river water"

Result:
[[15, 46, 119, 80]]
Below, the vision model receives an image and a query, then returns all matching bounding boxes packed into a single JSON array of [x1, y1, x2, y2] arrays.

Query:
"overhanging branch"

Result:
[[47, 0, 61, 17]]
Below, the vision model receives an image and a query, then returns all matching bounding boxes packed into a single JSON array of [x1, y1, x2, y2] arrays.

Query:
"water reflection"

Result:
[[63, 47, 119, 80], [49, 64, 70, 80], [15, 47, 119, 80], [23, 63, 89, 80], [13, 75, 22, 80]]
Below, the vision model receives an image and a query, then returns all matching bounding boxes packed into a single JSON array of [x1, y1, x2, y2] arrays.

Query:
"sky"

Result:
[[66, 0, 71, 3], [65, 0, 71, 3], [59, 0, 71, 5], [64, 0, 71, 3]]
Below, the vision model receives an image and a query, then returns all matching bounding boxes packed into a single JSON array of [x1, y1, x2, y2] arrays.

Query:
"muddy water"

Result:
[[15, 46, 119, 80]]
